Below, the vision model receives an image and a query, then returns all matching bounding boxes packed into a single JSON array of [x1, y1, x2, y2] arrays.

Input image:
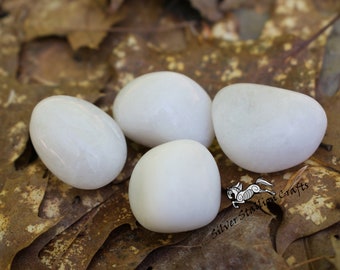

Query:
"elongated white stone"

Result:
[[128, 140, 221, 233], [112, 71, 214, 147], [30, 95, 127, 189], [212, 83, 327, 173]]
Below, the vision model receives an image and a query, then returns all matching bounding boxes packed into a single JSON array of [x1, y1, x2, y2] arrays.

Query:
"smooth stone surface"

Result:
[[212, 83, 327, 173], [30, 95, 127, 189], [112, 71, 214, 147], [128, 139, 221, 233]]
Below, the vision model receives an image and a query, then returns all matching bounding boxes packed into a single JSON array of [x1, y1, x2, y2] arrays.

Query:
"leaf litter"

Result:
[[0, 0, 339, 269]]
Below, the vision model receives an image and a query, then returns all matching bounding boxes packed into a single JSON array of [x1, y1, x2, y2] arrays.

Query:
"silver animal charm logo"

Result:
[[226, 178, 275, 208]]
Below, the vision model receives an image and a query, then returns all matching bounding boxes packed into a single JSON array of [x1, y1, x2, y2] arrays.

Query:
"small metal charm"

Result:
[[226, 178, 275, 208]]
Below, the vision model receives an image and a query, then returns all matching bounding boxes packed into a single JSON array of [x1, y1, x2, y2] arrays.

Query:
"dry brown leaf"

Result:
[[3, 0, 123, 50], [0, 163, 59, 269], [314, 93, 340, 171], [17, 38, 111, 86], [283, 223, 340, 269], [11, 173, 127, 269], [38, 181, 134, 269], [0, 15, 20, 76], [88, 225, 189, 269], [136, 206, 287, 269], [274, 165, 340, 254]]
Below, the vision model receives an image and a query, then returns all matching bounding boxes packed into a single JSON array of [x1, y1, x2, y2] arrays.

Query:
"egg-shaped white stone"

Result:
[[112, 71, 214, 148], [212, 83, 327, 173], [30, 95, 127, 189], [128, 139, 221, 233]]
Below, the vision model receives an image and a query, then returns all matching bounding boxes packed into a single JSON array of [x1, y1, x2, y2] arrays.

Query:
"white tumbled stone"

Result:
[[128, 139, 221, 233], [212, 83, 327, 173], [112, 71, 214, 147], [30, 95, 127, 189]]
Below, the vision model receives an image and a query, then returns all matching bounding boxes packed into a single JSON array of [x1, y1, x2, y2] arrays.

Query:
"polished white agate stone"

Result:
[[112, 71, 214, 147], [128, 140, 221, 233], [212, 83, 327, 173], [30, 95, 127, 189]]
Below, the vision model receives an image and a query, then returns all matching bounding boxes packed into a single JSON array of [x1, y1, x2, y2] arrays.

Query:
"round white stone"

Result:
[[128, 139, 221, 233], [30, 95, 127, 189], [112, 71, 214, 148], [212, 83, 327, 173]]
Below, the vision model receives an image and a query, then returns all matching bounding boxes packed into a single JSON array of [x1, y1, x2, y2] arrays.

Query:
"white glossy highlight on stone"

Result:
[[212, 83, 327, 173], [30, 95, 127, 189], [112, 71, 214, 147], [128, 139, 221, 233]]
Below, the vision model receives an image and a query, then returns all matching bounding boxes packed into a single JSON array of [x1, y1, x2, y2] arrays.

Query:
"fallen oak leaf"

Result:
[[0, 163, 59, 269], [136, 205, 287, 269], [275, 165, 340, 255], [3, 0, 124, 50], [282, 223, 339, 269], [17, 38, 111, 86], [39, 204, 103, 269], [11, 172, 123, 269], [47, 181, 135, 269], [107, 12, 335, 101], [88, 224, 190, 269]]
